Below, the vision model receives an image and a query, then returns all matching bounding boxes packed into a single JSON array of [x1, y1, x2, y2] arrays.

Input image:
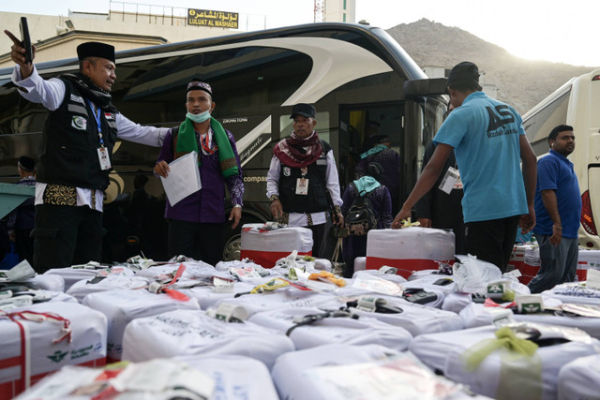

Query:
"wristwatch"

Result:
[[269, 194, 280, 202]]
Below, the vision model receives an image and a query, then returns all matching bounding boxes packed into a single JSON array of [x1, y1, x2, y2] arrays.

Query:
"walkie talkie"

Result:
[[19, 17, 33, 63]]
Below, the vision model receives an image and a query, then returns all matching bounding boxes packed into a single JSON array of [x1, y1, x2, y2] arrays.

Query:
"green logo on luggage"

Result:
[[522, 303, 542, 313], [487, 283, 504, 294], [47, 350, 68, 363]]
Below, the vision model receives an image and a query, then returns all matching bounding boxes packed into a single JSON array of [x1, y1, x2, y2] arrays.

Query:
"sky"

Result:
[[1, 0, 598, 67]]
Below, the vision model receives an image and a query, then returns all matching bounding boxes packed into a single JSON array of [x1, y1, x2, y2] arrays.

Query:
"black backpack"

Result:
[[345, 183, 378, 236]]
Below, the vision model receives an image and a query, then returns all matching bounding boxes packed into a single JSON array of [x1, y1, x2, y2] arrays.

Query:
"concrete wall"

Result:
[[324, 0, 355, 23], [0, 10, 236, 67]]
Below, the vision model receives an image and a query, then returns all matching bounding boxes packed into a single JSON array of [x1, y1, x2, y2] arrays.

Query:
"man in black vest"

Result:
[[6, 32, 169, 271], [266, 103, 344, 258]]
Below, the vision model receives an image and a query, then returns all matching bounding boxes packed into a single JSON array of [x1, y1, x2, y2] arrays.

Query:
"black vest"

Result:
[[279, 140, 331, 213], [37, 77, 118, 190]]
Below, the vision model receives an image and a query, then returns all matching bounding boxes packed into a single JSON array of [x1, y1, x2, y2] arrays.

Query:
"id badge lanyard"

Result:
[[88, 100, 112, 170]]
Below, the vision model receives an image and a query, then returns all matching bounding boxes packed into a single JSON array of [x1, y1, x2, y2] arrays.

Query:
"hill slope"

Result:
[[386, 19, 595, 113]]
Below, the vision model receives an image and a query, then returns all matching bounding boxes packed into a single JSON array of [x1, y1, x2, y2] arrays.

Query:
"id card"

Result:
[[296, 178, 309, 195], [438, 166, 460, 194], [97, 147, 112, 170]]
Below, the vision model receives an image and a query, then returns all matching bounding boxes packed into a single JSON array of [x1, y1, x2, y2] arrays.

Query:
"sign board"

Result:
[[187, 9, 239, 29]]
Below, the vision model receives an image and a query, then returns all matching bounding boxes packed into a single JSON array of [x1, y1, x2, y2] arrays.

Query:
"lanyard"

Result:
[[200, 130, 217, 155], [86, 100, 105, 147]]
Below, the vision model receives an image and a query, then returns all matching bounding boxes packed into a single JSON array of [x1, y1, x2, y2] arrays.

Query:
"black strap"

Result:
[[285, 310, 358, 336]]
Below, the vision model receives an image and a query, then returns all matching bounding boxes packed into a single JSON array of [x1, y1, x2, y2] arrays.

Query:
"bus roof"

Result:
[[0, 23, 427, 85]]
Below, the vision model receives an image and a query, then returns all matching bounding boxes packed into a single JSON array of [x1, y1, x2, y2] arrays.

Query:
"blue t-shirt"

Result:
[[533, 150, 581, 238], [433, 92, 528, 223]]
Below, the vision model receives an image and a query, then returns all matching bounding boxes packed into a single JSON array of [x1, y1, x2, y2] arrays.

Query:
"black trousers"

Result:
[[33, 204, 103, 273], [15, 229, 34, 264], [168, 219, 224, 266], [465, 216, 520, 272]]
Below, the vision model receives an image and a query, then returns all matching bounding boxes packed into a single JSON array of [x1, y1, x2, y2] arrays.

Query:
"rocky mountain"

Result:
[[386, 19, 596, 114]]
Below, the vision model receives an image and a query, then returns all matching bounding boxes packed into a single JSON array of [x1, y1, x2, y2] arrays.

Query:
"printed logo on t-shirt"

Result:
[[486, 105, 519, 138], [71, 116, 87, 131]]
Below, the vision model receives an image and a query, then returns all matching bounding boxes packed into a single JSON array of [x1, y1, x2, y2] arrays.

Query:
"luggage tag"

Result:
[[378, 266, 398, 275], [516, 294, 544, 314], [486, 280, 510, 300], [586, 269, 600, 290], [97, 147, 112, 171], [207, 303, 248, 323], [353, 277, 402, 296], [438, 166, 460, 194], [0, 294, 32, 310], [213, 277, 235, 293], [295, 178, 309, 195]]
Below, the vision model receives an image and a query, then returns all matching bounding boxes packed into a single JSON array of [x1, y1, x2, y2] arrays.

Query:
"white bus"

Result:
[[522, 68, 600, 248], [0, 23, 448, 261]]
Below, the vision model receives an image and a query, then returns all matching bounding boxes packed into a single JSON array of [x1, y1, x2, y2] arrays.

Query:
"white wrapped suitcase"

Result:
[[122, 309, 294, 369], [272, 344, 490, 400], [66, 274, 150, 302], [366, 228, 454, 278], [240, 224, 313, 268], [0, 302, 107, 399], [557, 354, 600, 400], [410, 323, 600, 400], [345, 294, 463, 336], [82, 289, 200, 362], [176, 355, 279, 400], [43, 266, 133, 291], [249, 306, 412, 351]]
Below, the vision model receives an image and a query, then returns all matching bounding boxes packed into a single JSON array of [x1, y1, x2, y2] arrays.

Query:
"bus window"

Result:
[[338, 102, 404, 189], [523, 87, 571, 155], [279, 111, 330, 143]]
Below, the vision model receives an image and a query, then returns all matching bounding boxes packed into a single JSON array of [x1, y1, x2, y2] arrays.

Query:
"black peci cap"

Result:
[[186, 80, 213, 98], [290, 103, 316, 119], [77, 42, 115, 62]]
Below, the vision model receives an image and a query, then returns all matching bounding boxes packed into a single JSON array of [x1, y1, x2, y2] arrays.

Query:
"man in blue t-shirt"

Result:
[[529, 125, 581, 293], [393, 61, 537, 272]]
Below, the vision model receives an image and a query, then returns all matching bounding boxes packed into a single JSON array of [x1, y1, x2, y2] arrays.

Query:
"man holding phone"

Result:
[[5, 28, 170, 271]]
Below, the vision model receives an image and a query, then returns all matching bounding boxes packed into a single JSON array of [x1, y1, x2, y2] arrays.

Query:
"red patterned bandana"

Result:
[[273, 131, 323, 168]]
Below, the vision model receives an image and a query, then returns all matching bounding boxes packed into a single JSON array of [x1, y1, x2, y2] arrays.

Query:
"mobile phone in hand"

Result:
[[19, 17, 32, 63]]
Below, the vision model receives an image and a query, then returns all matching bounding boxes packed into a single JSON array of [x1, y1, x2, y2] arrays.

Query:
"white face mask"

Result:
[[186, 110, 211, 123]]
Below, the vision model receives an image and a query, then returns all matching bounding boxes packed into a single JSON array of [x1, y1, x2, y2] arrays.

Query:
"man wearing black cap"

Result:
[[5, 32, 169, 271], [6, 156, 36, 263], [266, 103, 344, 258], [393, 61, 537, 272]]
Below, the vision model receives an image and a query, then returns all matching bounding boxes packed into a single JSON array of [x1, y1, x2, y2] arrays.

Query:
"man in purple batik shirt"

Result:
[[154, 80, 244, 265]]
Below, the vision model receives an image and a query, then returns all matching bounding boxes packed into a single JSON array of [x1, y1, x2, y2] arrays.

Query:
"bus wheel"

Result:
[[222, 233, 242, 261], [222, 214, 264, 261]]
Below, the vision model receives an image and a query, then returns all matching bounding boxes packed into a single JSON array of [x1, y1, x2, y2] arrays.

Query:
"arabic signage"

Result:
[[188, 9, 239, 29]]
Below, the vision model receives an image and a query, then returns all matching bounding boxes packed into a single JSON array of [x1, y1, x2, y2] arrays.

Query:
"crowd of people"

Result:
[[2, 33, 583, 293]]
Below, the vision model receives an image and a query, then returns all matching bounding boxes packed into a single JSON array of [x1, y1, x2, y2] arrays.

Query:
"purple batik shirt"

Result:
[[157, 128, 244, 224]]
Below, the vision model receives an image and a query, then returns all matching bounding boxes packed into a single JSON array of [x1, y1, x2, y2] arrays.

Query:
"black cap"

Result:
[[447, 61, 481, 90], [290, 103, 316, 119], [77, 42, 115, 62], [18, 156, 35, 172]]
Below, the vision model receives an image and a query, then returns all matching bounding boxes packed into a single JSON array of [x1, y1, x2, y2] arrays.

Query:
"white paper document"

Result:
[[160, 152, 202, 206]]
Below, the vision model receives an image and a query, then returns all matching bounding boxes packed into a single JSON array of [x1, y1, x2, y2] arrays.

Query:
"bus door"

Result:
[[338, 102, 405, 193]]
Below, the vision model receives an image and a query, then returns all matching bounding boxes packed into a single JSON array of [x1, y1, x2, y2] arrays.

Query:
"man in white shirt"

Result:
[[6, 31, 169, 271], [266, 103, 343, 258]]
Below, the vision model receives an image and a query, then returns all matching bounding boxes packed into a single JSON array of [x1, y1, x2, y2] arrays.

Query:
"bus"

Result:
[[522, 68, 600, 248], [0, 23, 448, 261]]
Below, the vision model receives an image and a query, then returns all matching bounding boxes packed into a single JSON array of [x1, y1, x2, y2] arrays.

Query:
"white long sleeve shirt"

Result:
[[12, 66, 170, 212], [266, 146, 343, 227]]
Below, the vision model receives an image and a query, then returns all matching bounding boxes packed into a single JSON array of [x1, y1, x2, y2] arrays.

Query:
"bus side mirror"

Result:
[[403, 78, 448, 99]]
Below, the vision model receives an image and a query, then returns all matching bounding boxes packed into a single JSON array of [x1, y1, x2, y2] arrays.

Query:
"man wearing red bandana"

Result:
[[266, 103, 344, 258]]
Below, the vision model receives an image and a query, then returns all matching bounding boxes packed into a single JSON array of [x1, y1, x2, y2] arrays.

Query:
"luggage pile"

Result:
[[6, 225, 600, 399]]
